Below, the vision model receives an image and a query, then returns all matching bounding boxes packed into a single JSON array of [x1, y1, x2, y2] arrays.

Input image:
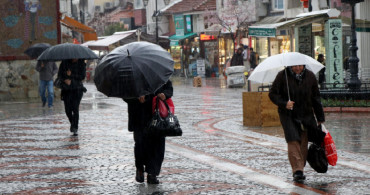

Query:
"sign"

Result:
[[185, 15, 192, 33], [325, 19, 344, 87], [296, 24, 312, 56], [200, 34, 217, 41], [170, 40, 179, 46], [174, 14, 184, 36], [197, 59, 205, 77], [248, 28, 276, 37]]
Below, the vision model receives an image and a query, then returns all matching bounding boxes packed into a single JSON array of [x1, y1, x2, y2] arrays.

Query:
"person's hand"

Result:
[[157, 93, 166, 101], [67, 69, 71, 76], [318, 121, 324, 126], [64, 79, 71, 86], [138, 96, 145, 103], [286, 100, 294, 110]]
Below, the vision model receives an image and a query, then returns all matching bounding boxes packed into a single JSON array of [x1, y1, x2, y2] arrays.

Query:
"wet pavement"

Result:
[[0, 77, 369, 194]]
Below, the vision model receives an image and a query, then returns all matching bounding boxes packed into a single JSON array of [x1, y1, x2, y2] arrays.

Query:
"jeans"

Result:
[[39, 80, 54, 107]]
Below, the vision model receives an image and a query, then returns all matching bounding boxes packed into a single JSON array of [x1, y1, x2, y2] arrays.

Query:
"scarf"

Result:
[[288, 66, 306, 84]]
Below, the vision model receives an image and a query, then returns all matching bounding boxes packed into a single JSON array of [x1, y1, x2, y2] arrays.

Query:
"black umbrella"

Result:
[[94, 41, 174, 98], [24, 43, 51, 59], [37, 43, 98, 61]]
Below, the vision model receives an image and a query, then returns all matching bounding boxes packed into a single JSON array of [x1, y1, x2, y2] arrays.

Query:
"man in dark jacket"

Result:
[[230, 48, 244, 67], [269, 65, 325, 182], [124, 80, 173, 184], [35, 61, 58, 108]]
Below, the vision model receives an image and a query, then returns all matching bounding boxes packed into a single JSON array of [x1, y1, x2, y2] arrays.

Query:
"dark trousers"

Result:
[[63, 90, 83, 129], [133, 130, 165, 176]]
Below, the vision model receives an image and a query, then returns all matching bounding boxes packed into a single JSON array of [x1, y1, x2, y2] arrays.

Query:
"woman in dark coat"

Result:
[[269, 65, 325, 182], [123, 80, 173, 184], [58, 59, 86, 136]]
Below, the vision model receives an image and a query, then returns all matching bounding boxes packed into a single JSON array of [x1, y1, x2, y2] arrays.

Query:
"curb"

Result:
[[324, 107, 370, 113]]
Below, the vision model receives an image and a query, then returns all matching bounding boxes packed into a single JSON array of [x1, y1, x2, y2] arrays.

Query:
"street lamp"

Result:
[[143, 0, 171, 44], [341, 0, 363, 91]]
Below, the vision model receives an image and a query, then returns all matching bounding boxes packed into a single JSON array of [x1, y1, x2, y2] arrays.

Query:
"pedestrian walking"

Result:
[[58, 59, 87, 136], [123, 80, 173, 184], [269, 65, 325, 182], [249, 48, 259, 70], [35, 60, 58, 108], [230, 48, 244, 67], [317, 54, 326, 89]]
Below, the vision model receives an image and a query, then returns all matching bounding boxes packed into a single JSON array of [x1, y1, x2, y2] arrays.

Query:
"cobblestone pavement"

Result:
[[0, 78, 369, 194]]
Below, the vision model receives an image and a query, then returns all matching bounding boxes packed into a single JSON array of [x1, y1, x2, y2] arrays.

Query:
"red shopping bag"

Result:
[[322, 124, 338, 166], [152, 96, 175, 118]]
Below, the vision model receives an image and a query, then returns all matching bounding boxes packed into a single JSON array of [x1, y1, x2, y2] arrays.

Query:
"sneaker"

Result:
[[147, 174, 159, 184], [293, 171, 306, 182], [42, 101, 46, 107], [135, 169, 144, 183], [48, 105, 53, 108]]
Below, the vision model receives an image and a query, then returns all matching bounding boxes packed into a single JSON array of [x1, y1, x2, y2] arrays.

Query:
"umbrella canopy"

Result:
[[37, 43, 98, 61], [24, 43, 51, 59], [94, 41, 174, 98], [248, 52, 325, 83]]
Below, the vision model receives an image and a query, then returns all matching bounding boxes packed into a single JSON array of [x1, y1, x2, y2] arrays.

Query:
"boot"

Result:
[[147, 174, 159, 184]]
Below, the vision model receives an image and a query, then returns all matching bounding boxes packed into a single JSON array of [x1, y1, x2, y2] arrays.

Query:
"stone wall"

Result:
[[0, 60, 60, 102]]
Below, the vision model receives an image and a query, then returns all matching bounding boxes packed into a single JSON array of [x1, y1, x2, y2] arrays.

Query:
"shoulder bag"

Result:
[[147, 97, 182, 137]]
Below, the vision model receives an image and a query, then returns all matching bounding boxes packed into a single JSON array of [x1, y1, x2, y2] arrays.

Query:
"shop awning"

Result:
[[169, 33, 197, 46], [60, 15, 98, 41], [249, 9, 341, 37], [87, 30, 135, 51]]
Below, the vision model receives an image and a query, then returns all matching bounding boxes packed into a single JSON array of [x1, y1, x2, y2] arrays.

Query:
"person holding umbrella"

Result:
[[58, 59, 87, 136], [123, 80, 173, 184], [269, 65, 325, 182], [35, 60, 58, 108]]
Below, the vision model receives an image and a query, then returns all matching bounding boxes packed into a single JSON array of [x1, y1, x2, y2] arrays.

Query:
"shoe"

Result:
[[147, 174, 159, 184], [71, 127, 78, 136], [48, 105, 53, 108], [293, 171, 306, 182], [135, 169, 144, 183], [42, 101, 46, 107]]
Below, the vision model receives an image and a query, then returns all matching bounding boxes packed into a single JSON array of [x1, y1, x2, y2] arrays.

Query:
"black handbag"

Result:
[[147, 98, 182, 137], [307, 143, 328, 173], [54, 77, 62, 88]]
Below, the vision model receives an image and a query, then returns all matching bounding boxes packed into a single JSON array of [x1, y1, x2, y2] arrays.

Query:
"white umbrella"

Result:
[[248, 52, 325, 83]]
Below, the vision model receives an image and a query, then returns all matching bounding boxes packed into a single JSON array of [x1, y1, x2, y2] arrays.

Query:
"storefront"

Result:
[[199, 33, 219, 77], [248, 9, 343, 86], [218, 34, 234, 73], [169, 33, 198, 76]]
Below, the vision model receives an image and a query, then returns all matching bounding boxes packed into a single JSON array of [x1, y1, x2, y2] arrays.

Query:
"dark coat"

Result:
[[269, 69, 325, 143], [58, 59, 86, 91], [230, 53, 244, 67], [124, 80, 173, 132]]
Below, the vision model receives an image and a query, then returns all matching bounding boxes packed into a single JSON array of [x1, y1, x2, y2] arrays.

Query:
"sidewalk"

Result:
[[0, 78, 369, 194]]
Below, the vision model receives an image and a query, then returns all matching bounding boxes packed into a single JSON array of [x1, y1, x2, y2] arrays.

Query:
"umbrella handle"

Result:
[[284, 67, 293, 110]]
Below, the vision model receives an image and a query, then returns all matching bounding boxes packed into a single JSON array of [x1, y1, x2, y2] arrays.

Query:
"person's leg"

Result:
[[300, 131, 308, 166], [134, 130, 146, 182], [145, 135, 165, 184], [46, 80, 54, 107], [288, 141, 304, 174], [71, 90, 83, 130], [39, 80, 47, 106]]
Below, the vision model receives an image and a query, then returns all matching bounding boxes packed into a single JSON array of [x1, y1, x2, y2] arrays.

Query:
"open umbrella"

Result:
[[248, 52, 324, 83], [24, 43, 51, 59], [37, 43, 98, 61], [94, 41, 174, 98]]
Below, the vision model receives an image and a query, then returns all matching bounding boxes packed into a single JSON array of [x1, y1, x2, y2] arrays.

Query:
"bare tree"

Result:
[[205, 0, 256, 53]]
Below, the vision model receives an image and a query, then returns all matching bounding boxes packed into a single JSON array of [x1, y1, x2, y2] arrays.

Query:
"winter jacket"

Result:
[[57, 59, 86, 91], [36, 61, 58, 81], [124, 80, 173, 132], [269, 68, 325, 143]]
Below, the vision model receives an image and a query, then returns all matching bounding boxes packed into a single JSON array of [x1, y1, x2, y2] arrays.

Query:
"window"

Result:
[[273, 0, 284, 10]]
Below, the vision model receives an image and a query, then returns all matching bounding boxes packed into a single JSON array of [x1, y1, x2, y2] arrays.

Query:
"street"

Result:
[[0, 77, 369, 194]]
